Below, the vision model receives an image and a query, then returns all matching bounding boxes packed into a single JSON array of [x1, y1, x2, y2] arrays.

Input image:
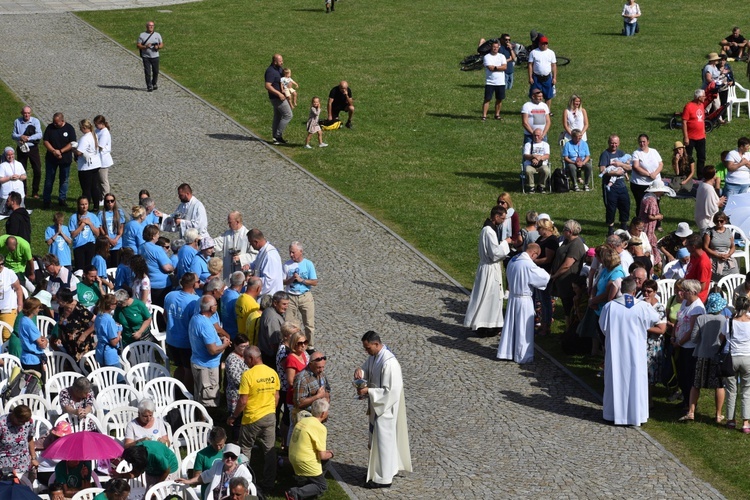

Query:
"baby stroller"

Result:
[[668, 81, 729, 133]]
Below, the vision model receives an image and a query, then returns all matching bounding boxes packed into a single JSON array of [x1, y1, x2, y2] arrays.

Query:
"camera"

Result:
[[228, 249, 241, 256]]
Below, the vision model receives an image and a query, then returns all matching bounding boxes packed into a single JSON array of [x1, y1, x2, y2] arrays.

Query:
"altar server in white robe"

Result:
[[464, 205, 513, 333], [599, 276, 659, 426], [355, 330, 412, 489], [497, 243, 550, 364]]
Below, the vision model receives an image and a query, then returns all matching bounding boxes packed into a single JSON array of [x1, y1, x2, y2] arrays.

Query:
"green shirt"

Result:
[[54, 460, 92, 490], [138, 440, 178, 476], [94, 493, 107, 500], [193, 444, 223, 499], [0, 234, 32, 274], [6, 332, 21, 358], [77, 282, 102, 309], [114, 299, 151, 345]]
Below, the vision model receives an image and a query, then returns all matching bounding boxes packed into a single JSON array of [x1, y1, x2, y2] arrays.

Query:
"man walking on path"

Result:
[[137, 21, 163, 92], [11, 106, 42, 198], [355, 331, 412, 489], [265, 54, 293, 145]]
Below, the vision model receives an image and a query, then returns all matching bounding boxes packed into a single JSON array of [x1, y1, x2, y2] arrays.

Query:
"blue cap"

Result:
[[676, 247, 689, 259]]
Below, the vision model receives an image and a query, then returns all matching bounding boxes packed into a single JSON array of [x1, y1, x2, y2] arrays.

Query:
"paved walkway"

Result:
[[0, 0, 198, 14], [0, 13, 723, 499]]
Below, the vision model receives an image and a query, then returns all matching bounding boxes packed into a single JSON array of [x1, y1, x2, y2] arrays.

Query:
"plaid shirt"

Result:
[[293, 367, 330, 410]]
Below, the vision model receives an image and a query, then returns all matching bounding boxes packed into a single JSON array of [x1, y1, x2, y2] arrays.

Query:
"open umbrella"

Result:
[[0, 481, 41, 500], [41, 431, 123, 461]]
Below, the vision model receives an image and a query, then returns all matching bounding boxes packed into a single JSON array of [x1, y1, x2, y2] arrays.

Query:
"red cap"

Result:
[[539, 36, 549, 44]]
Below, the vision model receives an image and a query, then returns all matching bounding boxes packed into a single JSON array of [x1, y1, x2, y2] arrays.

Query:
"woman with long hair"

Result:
[[94, 115, 113, 199], [98, 193, 125, 266], [725, 296, 750, 431], [74, 119, 102, 210], [130, 255, 151, 305], [562, 94, 589, 142]]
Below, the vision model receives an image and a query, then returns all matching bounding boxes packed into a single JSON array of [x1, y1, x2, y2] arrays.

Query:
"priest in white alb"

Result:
[[162, 183, 208, 237], [496, 243, 550, 364], [463, 205, 513, 334], [598, 276, 659, 426], [355, 330, 412, 489], [213, 210, 257, 281]]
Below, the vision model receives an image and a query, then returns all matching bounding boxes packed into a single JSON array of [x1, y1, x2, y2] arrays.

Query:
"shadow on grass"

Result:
[[593, 32, 626, 37], [426, 112, 477, 120], [455, 171, 522, 190], [292, 8, 323, 12], [207, 133, 261, 142], [457, 84, 484, 89], [97, 84, 142, 91]]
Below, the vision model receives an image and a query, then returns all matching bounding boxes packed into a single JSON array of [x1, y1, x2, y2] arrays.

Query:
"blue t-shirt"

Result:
[[18, 315, 44, 365], [176, 245, 198, 279], [596, 265, 626, 314], [220, 288, 239, 338], [164, 290, 199, 349], [69, 212, 101, 248], [92, 255, 108, 279], [284, 258, 317, 295], [45, 224, 72, 266], [190, 253, 210, 282], [122, 219, 146, 254], [98, 209, 126, 251], [184, 300, 220, 326], [145, 211, 161, 226], [562, 140, 591, 162], [189, 314, 222, 368], [170, 254, 178, 268], [95, 312, 121, 366], [115, 264, 133, 290], [140, 241, 172, 289]]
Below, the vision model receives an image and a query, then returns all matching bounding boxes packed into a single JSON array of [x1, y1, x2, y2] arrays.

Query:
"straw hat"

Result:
[[707, 52, 721, 62]]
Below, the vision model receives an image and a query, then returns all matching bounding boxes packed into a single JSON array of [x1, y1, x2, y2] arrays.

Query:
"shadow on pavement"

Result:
[[97, 84, 142, 91], [331, 462, 368, 488], [500, 389, 602, 423], [207, 133, 261, 142], [412, 280, 466, 294]]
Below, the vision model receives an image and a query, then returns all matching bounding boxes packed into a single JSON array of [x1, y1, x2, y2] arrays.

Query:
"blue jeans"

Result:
[[43, 161, 71, 204], [603, 179, 630, 227], [505, 71, 514, 91], [724, 182, 750, 199], [624, 21, 637, 36]]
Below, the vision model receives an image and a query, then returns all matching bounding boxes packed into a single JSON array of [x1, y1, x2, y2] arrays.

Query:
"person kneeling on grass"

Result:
[[285, 399, 333, 500]]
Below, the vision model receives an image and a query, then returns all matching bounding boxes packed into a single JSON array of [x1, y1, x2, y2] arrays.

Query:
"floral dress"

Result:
[[59, 388, 98, 431], [645, 300, 667, 385], [58, 303, 95, 361], [0, 414, 34, 473], [639, 194, 662, 266], [225, 352, 247, 414]]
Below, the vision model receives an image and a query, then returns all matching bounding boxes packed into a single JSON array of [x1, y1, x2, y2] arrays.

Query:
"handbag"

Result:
[[718, 320, 735, 377]]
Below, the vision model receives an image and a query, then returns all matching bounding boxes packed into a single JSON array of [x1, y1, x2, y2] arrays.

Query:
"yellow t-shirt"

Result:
[[235, 294, 260, 336], [245, 309, 262, 346], [238, 363, 280, 425], [289, 416, 327, 477]]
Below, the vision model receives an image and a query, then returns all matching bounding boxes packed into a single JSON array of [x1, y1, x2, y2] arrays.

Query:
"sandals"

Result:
[[678, 414, 694, 422], [743, 426, 750, 434], [716, 415, 726, 425], [494, 115, 503, 121]]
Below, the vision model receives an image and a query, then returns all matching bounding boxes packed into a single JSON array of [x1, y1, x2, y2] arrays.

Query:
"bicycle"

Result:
[[459, 38, 570, 72]]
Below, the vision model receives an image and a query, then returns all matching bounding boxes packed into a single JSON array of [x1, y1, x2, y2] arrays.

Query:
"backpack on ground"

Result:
[[320, 118, 341, 131], [1, 368, 42, 403], [552, 168, 570, 193]]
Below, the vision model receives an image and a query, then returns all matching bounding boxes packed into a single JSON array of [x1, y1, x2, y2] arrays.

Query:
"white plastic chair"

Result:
[[727, 224, 750, 273], [143, 377, 193, 411], [656, 279, 676, 309], [96, 384, 141, 420], [718, 273, 746, 301], [0, 320, 14, 346], [179, 450, 198, 479], [102, 405, 139, 442], [121, 340, 168, 371], [147, 304, 167, 352], [727, 82, 750, 122], [36, 316, 57, 340], [46, 371, 85, 412], [171, 422, 213, 464], [33, 416, 54, 440], [106, 267, 118, 283], [116, 459, 148, 497], [126, 362, 170, 393], [45, 351, 81, 378], [78, 351, 101, 375], [0, 352, 21, 392], [6, 393, 51, 419], [158, 399, 213, 426], [71, 487, 105, 500], [144, 480, 200, 500], [55, 412, 104, 433], [87, 366, 127, 393]]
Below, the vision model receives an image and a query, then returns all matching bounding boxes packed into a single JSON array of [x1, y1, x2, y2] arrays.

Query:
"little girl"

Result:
[[305, 97, 328, 149], [281, 68, 299, 109]]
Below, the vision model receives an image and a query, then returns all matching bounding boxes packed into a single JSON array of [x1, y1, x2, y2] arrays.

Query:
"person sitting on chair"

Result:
[[563, 128, 592, 191], [523, 129, 550, 193]]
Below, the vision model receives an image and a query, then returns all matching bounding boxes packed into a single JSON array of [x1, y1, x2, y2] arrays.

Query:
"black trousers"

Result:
[[73, 242, 95, 272], [78, 168, 101, 211], [17, 145, 41, 196], [142, 57, 160, 89], [687, 138, 706, 179]]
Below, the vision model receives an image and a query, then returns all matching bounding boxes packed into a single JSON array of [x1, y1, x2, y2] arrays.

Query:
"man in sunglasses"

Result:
[[293, 351, 331, 421]]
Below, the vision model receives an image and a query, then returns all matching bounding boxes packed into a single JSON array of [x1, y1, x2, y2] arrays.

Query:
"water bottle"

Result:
[[552, 85, 557, 98]]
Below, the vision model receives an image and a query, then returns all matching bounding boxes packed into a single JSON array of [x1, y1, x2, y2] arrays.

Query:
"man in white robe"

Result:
[[496, 243, 550, 364], [163, 183, 208, 237], [213, 210, 257, 281], [248, 228, 283, 295], [355, 331, 412, 489], [464, 205, 512, 334], [598, 277, 659, 426]]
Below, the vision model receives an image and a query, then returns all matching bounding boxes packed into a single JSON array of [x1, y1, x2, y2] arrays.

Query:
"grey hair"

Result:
[[259, 294, 274, 309], [207, 426, 227, 444], [137, 398, 156, 414], [200, 295, 216, 313], [311, 398, 329, 417], [681, 279, 702, 294], [571, 128, 582, 137], [230, 271, 246, 287], [620, 276, 637, 294], [289, 241, 304, 252], [139, 197, 155, 209], [247, 277, 262, 290], [272, 291, 290, 302], [171, 239, 185, 252], [695, 89, 705, 99], [205, 278, 224, 293], [563, 219, 581, 236], [184, 228, 200, 244], [606, 234, 623, 247], [280, 321, 301, 341], [114, 289, 130, 303], [72, 377, 92, 394], [228, 477, 249, 491]]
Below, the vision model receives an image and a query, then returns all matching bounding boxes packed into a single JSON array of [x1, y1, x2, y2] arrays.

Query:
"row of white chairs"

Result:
[[66, 481, 200, 500], [655, 273, 746, 310]]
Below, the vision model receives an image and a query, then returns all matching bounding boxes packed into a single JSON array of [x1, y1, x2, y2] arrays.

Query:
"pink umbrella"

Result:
[[41, 431, 123, 460]]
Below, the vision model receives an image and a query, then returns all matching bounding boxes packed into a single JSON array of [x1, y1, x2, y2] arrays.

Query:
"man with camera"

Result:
[[327, 81, 355, 129], [137, 21, 164, 92]]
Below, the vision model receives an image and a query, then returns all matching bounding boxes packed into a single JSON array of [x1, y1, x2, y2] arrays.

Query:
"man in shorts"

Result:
[[327, 81, 354, 129], [482, 41, 507, 121], [527, 36, 557, 109], [721, 27, 747, 60]]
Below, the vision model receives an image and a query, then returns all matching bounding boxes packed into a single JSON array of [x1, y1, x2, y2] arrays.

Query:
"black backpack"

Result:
[[552, 168, 570, 193], [1, 369, 42, 404]]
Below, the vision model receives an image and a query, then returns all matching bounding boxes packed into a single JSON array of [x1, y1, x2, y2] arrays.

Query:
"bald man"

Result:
[[327, 81, 355, 128], [265, 54, 293, 144]]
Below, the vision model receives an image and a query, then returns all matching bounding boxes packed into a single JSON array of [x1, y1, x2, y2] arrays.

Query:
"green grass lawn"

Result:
[[77, 0, 750, 497]]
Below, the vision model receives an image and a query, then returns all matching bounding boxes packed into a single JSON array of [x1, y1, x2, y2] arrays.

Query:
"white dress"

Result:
[[464, 226, 510, 330], [496, 252, 550, 363]]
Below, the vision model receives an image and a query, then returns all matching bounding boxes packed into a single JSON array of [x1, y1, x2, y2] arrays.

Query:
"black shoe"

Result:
[[43, 202, 51, 210], [345, 121, 353, 129], [152, 85, 158, 90], [147, 87, 153, 92], [364, 481, 391, 489], [58, 200, 67, 207], [275, 136, 288, 144]]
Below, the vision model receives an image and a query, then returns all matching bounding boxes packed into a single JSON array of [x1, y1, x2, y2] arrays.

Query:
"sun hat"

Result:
[[645, 180, 676, 196], [707, 52, 721, 61], [586, 248, 596, 257], [536, 213, 551, 222], [674, 222, 693, 238], [223, 443, 241, 457], [34, 290, 52, 308], [705, 293, 727, 314], [200, 237, 215, 251], [674, 141, 685, 150], [676, 247, 690, 259], [51, 421, 73, 437]]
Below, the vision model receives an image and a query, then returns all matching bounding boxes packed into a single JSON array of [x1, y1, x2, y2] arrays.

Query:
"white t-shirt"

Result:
[[724, 149, 750, 185], [483, 52, 507, 86], [677, 299, 705, 349], [124, 417, 169, 442], [727, 319, 750, 357], [523, 141, 550, 167], [622, 3, 640, 23], [528, 48, 556, 76], [521, 102, 550, 135], [132, 275, 152, 305], [631, 148, 663, 185], [0, 160, 26, 198], [564, 109, 587, 142], [76, 132, 102, 172], [0, 267, 19, 311], [96, 127, 113, 169]]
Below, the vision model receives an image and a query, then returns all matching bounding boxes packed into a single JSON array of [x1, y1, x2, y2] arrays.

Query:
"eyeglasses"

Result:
[[717, 219, 727, 223], [296, 341, 309, 346], [223, 455, 237, 461], [312, 356, 327, 362], [642, 289, 655, 294], [104, 199, 115, 203]]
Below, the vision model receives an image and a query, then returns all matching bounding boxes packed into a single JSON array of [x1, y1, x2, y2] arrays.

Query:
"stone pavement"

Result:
[[0, 0, 198, 14], [0, 13, 724, 500]]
